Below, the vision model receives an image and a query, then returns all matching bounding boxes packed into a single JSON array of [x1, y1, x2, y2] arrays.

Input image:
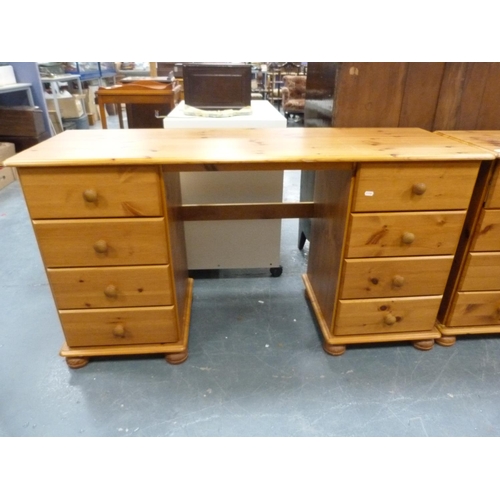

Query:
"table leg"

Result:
[[99, 101, 108, 129]]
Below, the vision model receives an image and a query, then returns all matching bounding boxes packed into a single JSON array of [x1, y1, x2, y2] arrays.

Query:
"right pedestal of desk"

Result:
[[304, 159, 481, 355], [436, 131, 500, 345]]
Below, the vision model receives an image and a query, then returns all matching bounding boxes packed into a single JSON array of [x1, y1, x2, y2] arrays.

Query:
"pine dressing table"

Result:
[[3, 128, 492, 367]]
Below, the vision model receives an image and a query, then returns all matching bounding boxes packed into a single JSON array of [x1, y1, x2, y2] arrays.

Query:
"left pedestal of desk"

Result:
[[17, 165, 192, 368]]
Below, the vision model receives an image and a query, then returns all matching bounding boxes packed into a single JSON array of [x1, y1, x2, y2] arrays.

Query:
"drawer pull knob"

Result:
[[384, 313, 397, 325], [412, 182, 427, 195], [93, 239, 108, 253], [104, 284, 118, 298], [402, 232, 415, 244], [113, 324, 125, 338], [392, 275, 405, 287], [83, 189, 98, 202]]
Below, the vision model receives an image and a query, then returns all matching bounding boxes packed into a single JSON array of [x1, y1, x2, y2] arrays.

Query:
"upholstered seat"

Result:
[[281, 75, 306, 118]]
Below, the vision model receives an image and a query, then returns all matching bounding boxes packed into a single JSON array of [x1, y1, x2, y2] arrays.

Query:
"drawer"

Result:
[[19, 166, 163, 219], [346, 211, 466, 258], [333, 296, 442, 336], [33, 218, 169, 268], [341, 255, 453, 299], [485, 164, 500, 208], [47, 265, 174, 309], [352, 162, 480, 212], [448, 291, 500, 327], [460, 252, 500, 291], [60, 306, 178, 347], [471, 209, 500, 251]]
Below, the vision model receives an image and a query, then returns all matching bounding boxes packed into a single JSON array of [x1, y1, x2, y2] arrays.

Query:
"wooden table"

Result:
[[3, 128, 493, 367], [96, 83, 177, 129]]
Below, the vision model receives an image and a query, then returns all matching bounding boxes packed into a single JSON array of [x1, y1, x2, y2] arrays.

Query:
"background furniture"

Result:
[[164, 100, 286, 273], [436, 131, 500, 346], [281, 75, 306, 121], [97, 82, 177, 129], [5, 128, 492, 366]]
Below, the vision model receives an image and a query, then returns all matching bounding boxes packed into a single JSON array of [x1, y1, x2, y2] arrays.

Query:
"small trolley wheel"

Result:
[[270, 266, 283, 277]]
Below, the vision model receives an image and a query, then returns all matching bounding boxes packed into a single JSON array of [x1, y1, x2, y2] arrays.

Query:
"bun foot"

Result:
[[165, 351, 188, 365], [323, 342, 346, 356], [66, 357, 89, 369], [436, 335, 456, 347], [412, 339, 435, 351]]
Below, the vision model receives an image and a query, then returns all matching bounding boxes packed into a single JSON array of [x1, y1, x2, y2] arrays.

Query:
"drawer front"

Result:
[[471, 209, 500, 251], [341, 255, 453, 299], [485, 164, 500, 208], [19, 166, 163, 219], [352, 162, 480, 212], [448, 291, 500, 327], [347, 211, 466, 258], [60, 306, 178, 347], [34, 218, 169, 268], [333, 296, 442, 336], [47, 265, 174, 309], [460, 252, 500, 291]]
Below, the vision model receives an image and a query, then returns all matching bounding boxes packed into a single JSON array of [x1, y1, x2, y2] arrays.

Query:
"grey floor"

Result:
[[2, 111, 500, 437]]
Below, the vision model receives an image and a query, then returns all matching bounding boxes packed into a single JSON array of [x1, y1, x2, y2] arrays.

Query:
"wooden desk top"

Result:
[[436, 130, 500, 158], [4, 128, 494, 169]]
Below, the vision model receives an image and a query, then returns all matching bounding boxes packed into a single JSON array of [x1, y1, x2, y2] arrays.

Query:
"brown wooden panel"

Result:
[[399, 62, 445, 130], [306, 168, 354, 330], [341, 255, 453, 299], [471, 209, 500, 251], [19, 166, 163, 219], [47, 265, 173, 309], [333, 63, 408, 127], [352, 162, 480, 212], [447, 291, 500, 327], [433, 63, 469, 130], [475, 64, 500, 129], [33, 218, 169, 267], [333, 296, 442, 336], [460, 253, 500, 292], [162, 170, 189, 337], [60, 306, 178, 347], [180, 202, 315, 221], [347, 211, 466, 258]]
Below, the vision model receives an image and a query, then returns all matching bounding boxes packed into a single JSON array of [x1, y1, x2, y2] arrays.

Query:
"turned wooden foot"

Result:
[[412, 339, 435, 351], [323, 342, 346, 356], [165, 351, 188, 365], [436, 335, 456, 347], [66, 357, 89, 369]]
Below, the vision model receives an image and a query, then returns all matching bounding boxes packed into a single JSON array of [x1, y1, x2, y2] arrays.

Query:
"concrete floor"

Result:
[[2, 111, 500, 437]]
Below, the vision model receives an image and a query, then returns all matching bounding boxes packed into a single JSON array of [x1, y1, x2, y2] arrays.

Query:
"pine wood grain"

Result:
[[19, 166, 163, 219], [4, 128, 493, 169]]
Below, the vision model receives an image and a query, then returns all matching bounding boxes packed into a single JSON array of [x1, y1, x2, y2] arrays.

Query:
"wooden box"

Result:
[[0, 106, 46, 137], [182, 63, 251, 110]]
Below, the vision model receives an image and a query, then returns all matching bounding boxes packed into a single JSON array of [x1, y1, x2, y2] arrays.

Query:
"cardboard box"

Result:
[[0, 142, 17, 188], [0, 165, 15, 190], [45, 94, 85, 119]]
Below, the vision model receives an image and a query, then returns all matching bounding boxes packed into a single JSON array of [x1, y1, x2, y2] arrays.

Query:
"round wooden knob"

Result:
[[392, 275, 405, 287], [412, 182, 427, 195], [104, 284, 118, 298], [113, 324, 125, 337], [83, 189, 98, 202], [402, 232, 415, 244], [93, 239, 108, 253], [384, 313, 397, 325]]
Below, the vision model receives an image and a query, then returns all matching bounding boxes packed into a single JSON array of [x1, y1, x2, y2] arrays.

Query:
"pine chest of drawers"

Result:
[[303, 159, 482, 355], [17, 164, 192, 368], [435, 131, 500, 345]]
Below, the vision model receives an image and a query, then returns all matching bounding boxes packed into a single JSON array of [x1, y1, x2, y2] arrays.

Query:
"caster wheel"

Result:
[[270, 266, 283, 277]]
